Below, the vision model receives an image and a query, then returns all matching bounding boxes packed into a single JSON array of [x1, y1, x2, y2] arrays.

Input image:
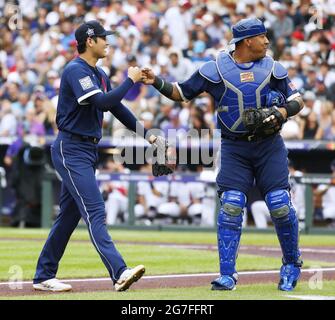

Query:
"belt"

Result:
[[60, 131, 100, 144], [221, 133, 276, 142]]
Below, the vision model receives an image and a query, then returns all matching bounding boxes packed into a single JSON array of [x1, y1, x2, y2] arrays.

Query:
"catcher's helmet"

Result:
[[229, 18, 266, 45]]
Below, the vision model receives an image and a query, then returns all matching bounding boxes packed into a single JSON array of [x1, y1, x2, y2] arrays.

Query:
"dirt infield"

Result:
[[0, 268, 335, 297], [0, 241, 335, 297], [1, 268, 335, 297]]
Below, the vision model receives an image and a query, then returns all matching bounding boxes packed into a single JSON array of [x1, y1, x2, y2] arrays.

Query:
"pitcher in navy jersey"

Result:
[[33, 20, 158, 292], [142, 18, 305, 292]]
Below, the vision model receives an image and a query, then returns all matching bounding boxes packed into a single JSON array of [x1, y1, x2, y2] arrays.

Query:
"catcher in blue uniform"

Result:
[[142, 18, 304, 292]]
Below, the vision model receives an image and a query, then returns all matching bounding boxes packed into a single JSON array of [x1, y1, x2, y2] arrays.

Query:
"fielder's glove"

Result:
[[242, 107, 285, 137], [150, 136, 176, 177]]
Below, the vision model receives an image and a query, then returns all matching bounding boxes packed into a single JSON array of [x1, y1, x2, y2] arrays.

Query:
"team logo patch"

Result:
[[240, 72, 255, 82], [79, 76, 94, 90]]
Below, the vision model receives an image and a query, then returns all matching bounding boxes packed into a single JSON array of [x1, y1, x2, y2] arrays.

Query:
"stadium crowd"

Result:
[[1, 0, 335, 141], [1, 0, 335, 228]]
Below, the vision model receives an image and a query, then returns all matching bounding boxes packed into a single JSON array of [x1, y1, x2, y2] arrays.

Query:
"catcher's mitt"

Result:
[[242, 107, 285, 137], [151, 136, 176, 177]]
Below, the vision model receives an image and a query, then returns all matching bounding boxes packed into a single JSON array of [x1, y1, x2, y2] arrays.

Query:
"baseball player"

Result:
[[32, 20, 172, 292], [142, 18, 304, 291]]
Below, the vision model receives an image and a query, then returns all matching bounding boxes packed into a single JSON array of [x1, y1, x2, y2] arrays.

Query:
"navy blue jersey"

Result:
[[56, 57, 111, 139]]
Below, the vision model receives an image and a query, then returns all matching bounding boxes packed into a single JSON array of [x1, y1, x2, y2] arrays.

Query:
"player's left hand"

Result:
[[242, 107, 286, 136], [149, 136, 176, 176]]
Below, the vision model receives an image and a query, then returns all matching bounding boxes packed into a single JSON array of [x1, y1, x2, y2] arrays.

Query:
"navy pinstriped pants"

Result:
[[33, 132, 127, 284]]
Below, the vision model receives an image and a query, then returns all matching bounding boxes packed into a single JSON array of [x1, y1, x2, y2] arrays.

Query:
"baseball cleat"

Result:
[[33, 278, 72, 292], [211, 275, 237, 291], [115, 265, 145, 292], [278, 263, 301, 291]]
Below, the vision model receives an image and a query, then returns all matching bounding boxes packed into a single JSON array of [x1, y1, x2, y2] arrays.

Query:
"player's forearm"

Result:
[[281, 96, 304, 118], [152, 76, 183, 101], [88, 78, 134, 111]]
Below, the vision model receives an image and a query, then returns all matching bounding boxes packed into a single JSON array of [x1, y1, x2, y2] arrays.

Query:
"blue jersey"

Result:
[[56, 57, 111, 139], [177, 52, 300, 137]]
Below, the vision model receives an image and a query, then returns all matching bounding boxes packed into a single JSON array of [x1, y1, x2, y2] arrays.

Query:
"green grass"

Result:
[[1, 228, 335, 300], [0, 239, 334, 281], [1, 227, 335, 247], [3, 281, 335, 300]]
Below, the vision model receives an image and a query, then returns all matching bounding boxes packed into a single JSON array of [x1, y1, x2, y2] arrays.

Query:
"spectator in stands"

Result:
[[137, 27, 154, 58], [140, 111, 154, 131], [101, 155, 130, 225], [318, 100, 333, 131], [167, 48, 195, 82], [162, 108, 188, 141], [116, 15, 140, 46], [271, 2, 294, 42], [163, 0, 192, 56], [9, 144, 47, 228], [190, 107, 211, 138], [190, 40, 212, 68], [23, 107, 46, 137], [0, 99, 17, 137], [301, 91, 316, 117], [317, 37, 333, 65], [134, 164, 169, 224], [322, 109, 335, 140], [130, 0, 151, 32], [281, 117, 301, 140], [121, 54, 147, 116], [144, 14, 163, 46], [315, 160, 335, 228], [11, 91, 32, 120], [206, 13, 228, 45], [153, 96, 175, 130], [287, 65, 304, 91], [158, 32, 173, 60], [299, 111, 323, 140], [44, 70, 59, 99], [157, 180, 205, 225], [303, 67, 319, 93]]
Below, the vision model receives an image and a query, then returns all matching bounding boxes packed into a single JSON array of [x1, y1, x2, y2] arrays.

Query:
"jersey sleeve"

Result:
[[65, 66, 102, 105], [270, 77, 301, 102], [176, 71, 208, 101]]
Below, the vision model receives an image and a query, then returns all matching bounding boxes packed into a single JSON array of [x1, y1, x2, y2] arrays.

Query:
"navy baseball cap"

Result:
[[75, 20, 114, 45], [229, 18, 266, 45]]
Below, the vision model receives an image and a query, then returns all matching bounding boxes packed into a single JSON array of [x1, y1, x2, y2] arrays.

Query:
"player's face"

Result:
[[248, 34, 269, 59], [90, 36, 108, 58]]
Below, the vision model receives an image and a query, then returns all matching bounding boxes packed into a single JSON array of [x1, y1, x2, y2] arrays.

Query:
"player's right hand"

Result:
[[141, 67, 155, 85], [128, 66, 142, 83]]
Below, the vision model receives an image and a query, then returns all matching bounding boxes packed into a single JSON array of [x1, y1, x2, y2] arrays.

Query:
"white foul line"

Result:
[[1, 267, 335, 287], [286, 295, 335, 300]]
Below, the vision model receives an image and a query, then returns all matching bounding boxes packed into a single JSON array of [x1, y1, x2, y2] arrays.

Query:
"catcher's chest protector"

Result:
[[215, 52, 275, 133]]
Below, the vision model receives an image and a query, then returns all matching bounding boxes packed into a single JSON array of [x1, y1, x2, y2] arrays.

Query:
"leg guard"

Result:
[[216, 190, 246, 278], [265, 189, 303, 265]]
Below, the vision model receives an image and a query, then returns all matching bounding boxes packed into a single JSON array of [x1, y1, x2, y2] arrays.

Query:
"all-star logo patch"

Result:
[[240, 72, 255, 82], [79, 76, 94, 90], [86, 28, 95, 37]]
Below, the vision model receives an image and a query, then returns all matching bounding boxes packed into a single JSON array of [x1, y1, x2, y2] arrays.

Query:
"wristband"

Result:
[[153, 76, 173, 97], [282, 100, 301, 117]]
